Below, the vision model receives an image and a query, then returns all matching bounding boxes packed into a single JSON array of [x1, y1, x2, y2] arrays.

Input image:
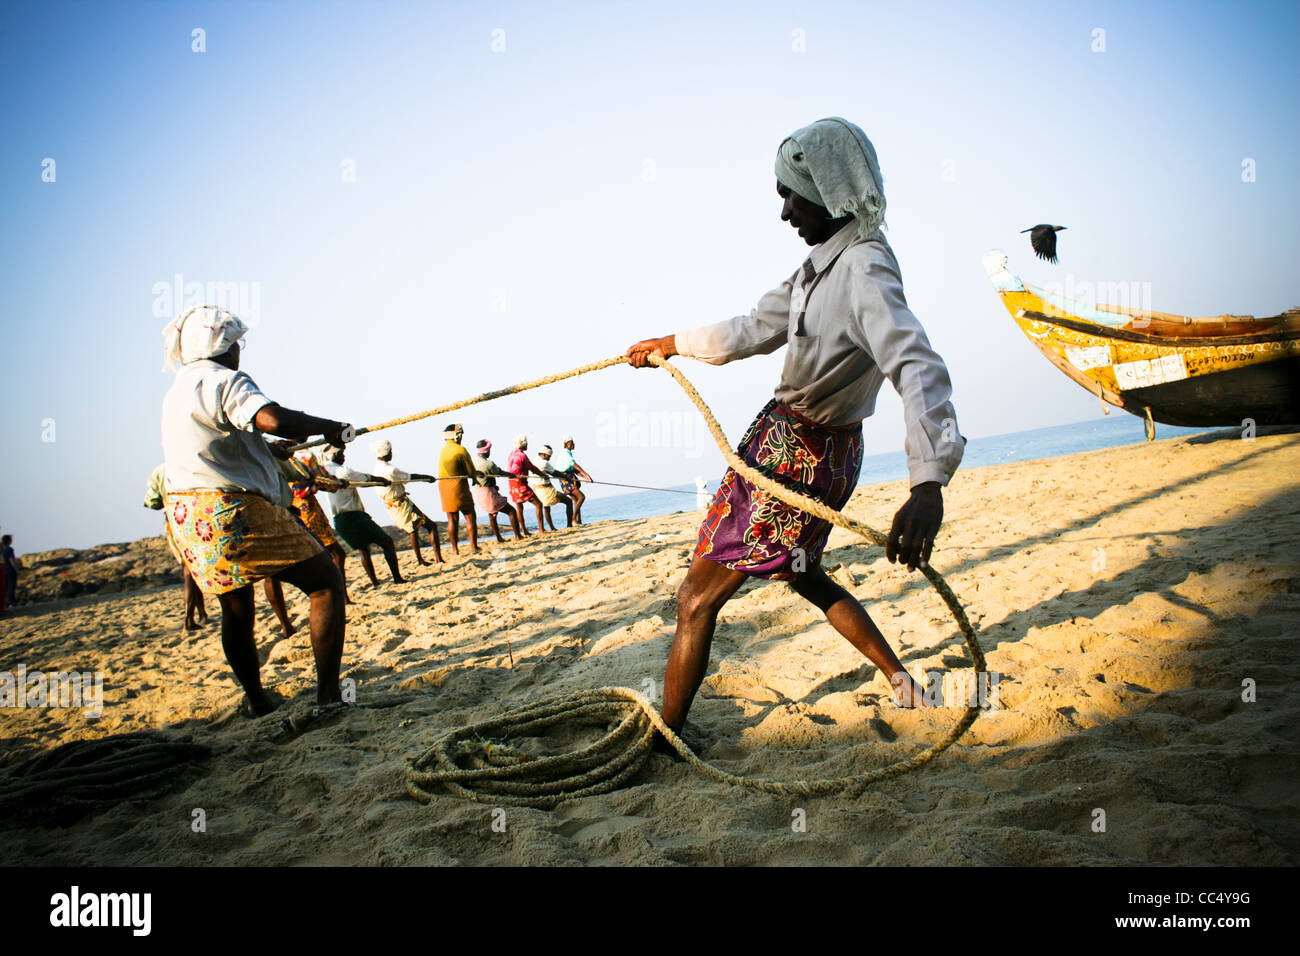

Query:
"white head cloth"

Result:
[[540, 444, 553, 456], [371, 440, 392, 459], [162, 306, 248, 372], [774, 117, 886, 239], [513, 434, 527, 449]]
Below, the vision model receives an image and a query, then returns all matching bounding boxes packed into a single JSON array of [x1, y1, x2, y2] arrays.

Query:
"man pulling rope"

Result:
[[626, 117, 966, 744]]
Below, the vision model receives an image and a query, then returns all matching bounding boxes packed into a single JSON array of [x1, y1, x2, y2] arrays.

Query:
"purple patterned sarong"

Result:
[[694, 399, 863, 580]]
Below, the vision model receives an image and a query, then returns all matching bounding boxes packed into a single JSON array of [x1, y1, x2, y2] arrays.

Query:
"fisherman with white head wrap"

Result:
[[372, 439, 442, 565], [161, 305, 248, 372], [159, 305, 356, 717], [470, 439, 526, 542], [547, 435, 593, 524], [773, 117, 887, 239], [505, 434, 549, 534], [625, 118, 966, 738], [437, 422, 480, 555], [319, 443, 408, 586], [530, 444, 574, 529]]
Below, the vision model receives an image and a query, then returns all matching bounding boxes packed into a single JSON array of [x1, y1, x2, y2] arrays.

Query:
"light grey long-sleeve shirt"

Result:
[[674, 222, 965, 488]]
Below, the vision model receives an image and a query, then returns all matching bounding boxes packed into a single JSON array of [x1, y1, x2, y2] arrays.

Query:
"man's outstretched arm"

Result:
[[627, 275, 796, 368], [253, 404, 350, 445]]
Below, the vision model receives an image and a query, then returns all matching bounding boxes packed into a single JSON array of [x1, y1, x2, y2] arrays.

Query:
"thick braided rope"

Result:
[[0, 732, 211, 824], [399, 354, 985, 806], [292, 356, 629, 451]]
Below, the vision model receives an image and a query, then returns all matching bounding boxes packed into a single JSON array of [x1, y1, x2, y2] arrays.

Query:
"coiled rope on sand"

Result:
[[298, 354, 985, 806], [0, 731, 211, 825]]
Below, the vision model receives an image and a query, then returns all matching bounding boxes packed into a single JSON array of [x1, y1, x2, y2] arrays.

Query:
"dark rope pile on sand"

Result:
[[0, 730, 210, 826]]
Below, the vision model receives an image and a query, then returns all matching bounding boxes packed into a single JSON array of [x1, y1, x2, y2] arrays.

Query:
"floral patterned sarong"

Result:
[[165, 491, 323, 594], [695, 399, 863, 580], [293, 495, 340, 548]]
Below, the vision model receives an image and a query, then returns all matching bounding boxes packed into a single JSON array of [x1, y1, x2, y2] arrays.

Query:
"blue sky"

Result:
[[2, 0, 1297, 552]]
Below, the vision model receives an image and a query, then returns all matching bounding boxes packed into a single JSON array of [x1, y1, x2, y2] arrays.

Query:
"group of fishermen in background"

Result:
[[147, 312, 593, 667]]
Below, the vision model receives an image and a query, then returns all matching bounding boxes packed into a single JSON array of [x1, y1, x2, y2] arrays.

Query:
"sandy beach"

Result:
[[2, 428, 1297, 866]]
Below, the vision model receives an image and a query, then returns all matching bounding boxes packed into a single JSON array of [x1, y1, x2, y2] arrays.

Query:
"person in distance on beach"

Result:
[[371, 440, 443, 566], [438, 423, 481, 555], [471, 439, 526, 541], [276, 446, 358, 604], [1, 534, 21, 609], [320, 445, 407, 586], [160, 306, 351, 716], [507, 435, 549, 535], [627, 117, 965, 738], [534, 445, 574, 529], [548, 436, 593, 524]]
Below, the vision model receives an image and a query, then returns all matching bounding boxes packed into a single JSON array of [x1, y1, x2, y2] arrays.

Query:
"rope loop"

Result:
[[317, 352, 985, 804]]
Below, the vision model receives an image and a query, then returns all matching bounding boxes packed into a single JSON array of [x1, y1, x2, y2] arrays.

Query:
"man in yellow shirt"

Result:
[[437, 423, 480, 555]]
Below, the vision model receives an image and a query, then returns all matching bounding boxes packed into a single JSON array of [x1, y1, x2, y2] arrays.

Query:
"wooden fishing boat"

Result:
[[983, 250, 1300, 438]]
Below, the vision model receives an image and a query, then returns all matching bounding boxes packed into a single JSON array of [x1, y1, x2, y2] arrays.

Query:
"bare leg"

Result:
[[357, 548, 380, 586], [465, 509, 480, 553], [571, 488, 585, 524], [424, 520, 444, 562], [379, 539, 405, 583], [446, 512, 460, 555], [559, 495, 574, 528], [514, 502, 532, 536], [789, 566, 923, 706], [327, 544, 354, 604], [409, 529, 427, 565], [183, 569, 206, 630], [488, 513, 505, 543], [274, 550, 346, 704], [661, 555, 749, 734], [502, 506, 523, 540], [216, 584, 276, 714], [263, 577, 295, 638]]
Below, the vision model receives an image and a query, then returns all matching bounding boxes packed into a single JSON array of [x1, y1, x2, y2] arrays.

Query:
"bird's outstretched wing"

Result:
[[1022, 224, 1060, 264]]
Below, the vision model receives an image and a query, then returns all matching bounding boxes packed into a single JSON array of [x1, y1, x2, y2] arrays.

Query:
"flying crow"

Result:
[[1021, 224, 1066, 263]]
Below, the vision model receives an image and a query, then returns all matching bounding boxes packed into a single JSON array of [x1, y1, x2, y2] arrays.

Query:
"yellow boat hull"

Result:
[[984, 251, 1300, 431]]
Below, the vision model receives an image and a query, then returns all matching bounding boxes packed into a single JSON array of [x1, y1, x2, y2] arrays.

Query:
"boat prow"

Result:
[[984, 249, 1300, 436]]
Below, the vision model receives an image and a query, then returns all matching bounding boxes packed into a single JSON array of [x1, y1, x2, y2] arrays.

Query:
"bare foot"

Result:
[[241, 690, 280, 717], [651, 731, 684, 762]]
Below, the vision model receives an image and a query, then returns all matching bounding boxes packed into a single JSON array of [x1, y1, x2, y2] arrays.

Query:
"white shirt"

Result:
[[320, 460, 370, 516], [674, 223, 965, 487], [549, 447, 576, 472], [371, 460, 410, 503], [160, 359, 280, 499]]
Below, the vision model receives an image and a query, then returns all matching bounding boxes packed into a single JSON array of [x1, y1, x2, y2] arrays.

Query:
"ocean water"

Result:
[[578, 414, 1226, 525]]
